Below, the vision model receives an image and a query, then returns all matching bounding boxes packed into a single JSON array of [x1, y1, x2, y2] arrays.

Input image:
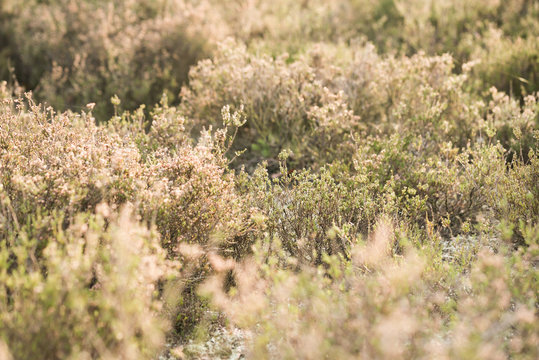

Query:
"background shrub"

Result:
[[0, 0, 538, 358], [0, 0, 226, 119], [180, 41, 359, 171]]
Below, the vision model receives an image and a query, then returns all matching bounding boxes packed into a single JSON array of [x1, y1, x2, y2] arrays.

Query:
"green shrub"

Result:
[[204, 220, 538, 359], [0, 0, 224, 119], [244, 162, 378, 266], [471, 29, 539, 100], [1, 1, 538, 358], [180, 40, 360, 171], [0, 206, 170, 359], [0, 86, 253, 343]]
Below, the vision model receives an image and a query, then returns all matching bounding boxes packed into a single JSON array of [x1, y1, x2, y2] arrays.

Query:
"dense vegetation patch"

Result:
[[0, 0, 538, 359]]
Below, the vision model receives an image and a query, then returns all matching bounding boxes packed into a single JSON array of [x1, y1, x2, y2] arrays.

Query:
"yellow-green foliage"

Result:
[[0, 1, 538, 359], [205, 221, 538, 359], [0, 207, 169, 359], [0, 0, 226, 119], [180, 40, 359, 170], [0, 83, 251, 350]]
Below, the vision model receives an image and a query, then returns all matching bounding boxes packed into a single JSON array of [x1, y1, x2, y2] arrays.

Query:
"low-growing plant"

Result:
[[180, 40, 360, 171], [0, 85, 254, 344], [470, 28, 539, 100], [0, 1, 538, 358], [0, 206, 170, 360], [0, 0, 226, 118], [204, 220, 538, 359], [243, 158, 379, 266]]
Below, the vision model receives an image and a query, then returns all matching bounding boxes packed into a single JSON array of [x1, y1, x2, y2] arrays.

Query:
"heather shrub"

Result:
[[241, 105, 535, 264], [351, 136, 484, 236], [380, 0, 539, 58], [1, 1, 538, 358], [0, 205, 170, 359], [0, 87, 249, 252], [0, 86, 253, 341], [126, 111, 254, 335], [244, 161, 378, 266], [482, 134, 539, 239], [0, 0, 226, 118], [141, 133, 249, 256], [212, 0, 409, 54], [0, 91, 144, 223], [210, 0, 538, 109], [470, 29, 539, 99], [205, 220, 538, 359], [180, 40, 360, 171], [307, 43, 485, 147], [485, 88, 539, 160], [181, 40, 490, 174], [348, 110, 537, 241], [214, 0, 538, 57]]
